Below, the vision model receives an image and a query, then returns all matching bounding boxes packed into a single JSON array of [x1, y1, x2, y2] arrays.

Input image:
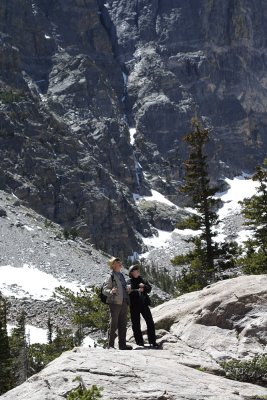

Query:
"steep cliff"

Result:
[[0, 0, 152, 256], [105, 0, 267, 181], [1, 0, 267, 256]]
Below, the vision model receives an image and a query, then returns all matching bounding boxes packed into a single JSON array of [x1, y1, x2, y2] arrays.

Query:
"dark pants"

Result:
[[108, 301, 128, 348], [130, 304, 156, 345]]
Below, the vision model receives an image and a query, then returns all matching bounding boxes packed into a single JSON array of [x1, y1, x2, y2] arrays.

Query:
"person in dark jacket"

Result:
[[127, 264, 158, 348]]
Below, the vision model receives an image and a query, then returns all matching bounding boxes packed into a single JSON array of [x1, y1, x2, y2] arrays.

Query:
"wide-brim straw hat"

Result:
[[108, 256, 120, 268]]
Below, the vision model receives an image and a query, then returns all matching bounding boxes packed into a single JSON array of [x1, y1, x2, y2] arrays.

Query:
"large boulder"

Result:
[[1, 275, 267, 400], [1, 347, 267, 400], [139, 274, 267, 369], [137, 200, 190, 231]]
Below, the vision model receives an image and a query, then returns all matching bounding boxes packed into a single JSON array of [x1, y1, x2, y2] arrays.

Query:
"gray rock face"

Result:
[[106, 0, 267, 178], [1, 0, 267, 256], [0, 206, 7, 217], [138, 200, 190, 231], [2, 347, 267, 400], [1, 275, 267, 400], [148, 275, 267, 364], [0, 0, 152, 256]]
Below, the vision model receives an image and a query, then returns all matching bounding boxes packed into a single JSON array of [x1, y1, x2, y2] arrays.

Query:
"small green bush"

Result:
[[63, 228, 78, 240], [63, 229, 70, 240], [44, 219, 53, 228], [67, 378, 102, 400], [221, 355, 267, 387], [239, 250, 267, 275], [0, 89, 25, 103], [54, 286, 110, 337], [28, 328, 75, 375]]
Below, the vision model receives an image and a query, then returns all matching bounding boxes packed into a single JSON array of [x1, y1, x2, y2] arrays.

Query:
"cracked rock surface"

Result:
[[1, 275, 267, 399], [148, 274, 267, 365], [1, 347, 267, 400]]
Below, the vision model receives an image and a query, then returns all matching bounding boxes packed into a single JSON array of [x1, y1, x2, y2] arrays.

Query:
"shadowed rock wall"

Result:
[[105, 0, 267, 180], [1, 0, 267, 256], [0, 0, 152, 256]]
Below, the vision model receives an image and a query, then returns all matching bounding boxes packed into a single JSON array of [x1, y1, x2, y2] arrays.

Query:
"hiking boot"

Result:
[[150, 342, 160, 348], [119, 345, 133, 350]]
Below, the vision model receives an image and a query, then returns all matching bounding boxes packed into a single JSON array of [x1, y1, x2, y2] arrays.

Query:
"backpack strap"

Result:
[[110, 271, 115, 286]]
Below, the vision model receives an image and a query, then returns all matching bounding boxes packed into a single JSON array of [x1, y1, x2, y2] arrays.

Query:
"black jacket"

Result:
[[127, 276, 151, 307]]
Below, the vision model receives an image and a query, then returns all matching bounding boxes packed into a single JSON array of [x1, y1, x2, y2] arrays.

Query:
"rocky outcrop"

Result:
[[0, 205, 7, 217], [141, 274, 267, 365], [138, 200, 190, 231], [1, 347, 267, 400], [1, 275, 267, 400]]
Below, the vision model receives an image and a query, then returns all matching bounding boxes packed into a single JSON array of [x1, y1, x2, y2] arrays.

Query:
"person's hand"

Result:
[[139, 283, 144, 292], [111, 287, 117, 295], [126, 284, 132, 293]]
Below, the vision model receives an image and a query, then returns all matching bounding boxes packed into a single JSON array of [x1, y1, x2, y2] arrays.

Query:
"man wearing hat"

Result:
[[102, 257, 132, 350], [127, 264, 158, 348]]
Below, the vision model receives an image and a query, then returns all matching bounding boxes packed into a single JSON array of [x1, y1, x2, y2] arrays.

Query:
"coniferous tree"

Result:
[[54, 286, 110, 341], [9, 311, 28, 387], [0, 294, 12, 395], [239, 161, 267, 274], [171, 119, 237, 293], [47, 316, 53, 345], [28, 327, 75, 376]]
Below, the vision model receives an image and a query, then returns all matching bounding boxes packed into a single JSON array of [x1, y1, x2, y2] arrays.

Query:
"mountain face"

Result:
[[105, 0, 267, 175], [0, 0, 152, 257], [0, 0, 267, 257]]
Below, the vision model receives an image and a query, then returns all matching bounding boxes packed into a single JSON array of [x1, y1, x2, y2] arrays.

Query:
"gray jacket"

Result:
[[103, 271, 129, 305]]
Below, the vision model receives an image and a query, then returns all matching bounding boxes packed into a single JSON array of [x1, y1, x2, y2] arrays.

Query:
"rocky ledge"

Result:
[[1, 275, 266, 399], [1, 347, 266, 400]]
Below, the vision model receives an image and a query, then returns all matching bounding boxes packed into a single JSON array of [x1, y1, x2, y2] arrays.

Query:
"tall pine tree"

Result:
[[172, 119, 221, 293], [9, 311, 28, 387], [0, 293, 12, 395], [239, 161, 267, 274]]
